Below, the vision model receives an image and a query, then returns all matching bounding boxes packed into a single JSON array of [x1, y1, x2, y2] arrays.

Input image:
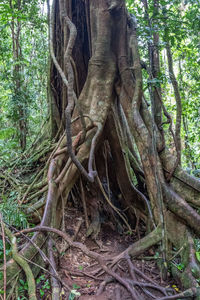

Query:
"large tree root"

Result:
[[15, 225, 181, 299]]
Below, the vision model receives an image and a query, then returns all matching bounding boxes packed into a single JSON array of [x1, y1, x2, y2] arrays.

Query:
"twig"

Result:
[[65, 269, 102, 281]]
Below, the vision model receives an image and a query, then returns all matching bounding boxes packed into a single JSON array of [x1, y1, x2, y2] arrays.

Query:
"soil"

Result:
[[41, 206, 181, 300]]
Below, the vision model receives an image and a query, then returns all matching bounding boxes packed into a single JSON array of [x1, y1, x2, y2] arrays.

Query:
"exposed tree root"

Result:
[[4, 225, 37, 300], [157, 287, 199, 300], [15, 225, 178, 299], [1, 1, 200, 299], [48, 239, 60, 300]]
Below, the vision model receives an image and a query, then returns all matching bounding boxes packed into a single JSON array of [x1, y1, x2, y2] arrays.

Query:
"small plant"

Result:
[[154, 252, 160, 259], [176, 263, 185, 271], [36, 274, 45, 284], [0, 192, 29, 229], [194, 239, 200, 262], [18, 279, 28, 299], [68, 284, 81, 300], [36, 274, 50, 298], [171, 261, 185, 272], [72, 284, 80, 290], [125, 230, 133, 235], [0, 240, 11, 263]]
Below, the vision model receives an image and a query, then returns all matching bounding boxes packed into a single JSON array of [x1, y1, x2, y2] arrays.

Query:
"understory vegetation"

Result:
[[0, 0, 200, 299]]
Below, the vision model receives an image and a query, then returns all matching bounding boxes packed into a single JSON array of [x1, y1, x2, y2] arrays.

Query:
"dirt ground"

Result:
[[42, 207, 181, 300]]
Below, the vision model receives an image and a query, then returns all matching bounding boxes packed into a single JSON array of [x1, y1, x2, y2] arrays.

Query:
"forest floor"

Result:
[[36, 205, 181, 300]]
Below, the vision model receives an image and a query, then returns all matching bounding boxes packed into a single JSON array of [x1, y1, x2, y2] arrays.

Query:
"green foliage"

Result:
[[176, 263, 185, 271], [126, 0, 200, 170], [0, 0, 48, 160], [18, 279, 28, 298], [194, 239, 200, 262], [17, 274, 51, 300], [36, 274, 50, 297], [0, 192, 29, 229], [0, 240, 11, 263], [171, 260, 185, 272], [68, 284, 81, 300]]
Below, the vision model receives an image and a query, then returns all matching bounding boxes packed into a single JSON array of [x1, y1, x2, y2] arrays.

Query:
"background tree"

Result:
[[0, 0, 48, 157]]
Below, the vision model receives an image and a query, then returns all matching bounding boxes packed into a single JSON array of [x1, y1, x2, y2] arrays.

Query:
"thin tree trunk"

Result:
[[10, 0, 27, 151], [166, 43, 182, 165]]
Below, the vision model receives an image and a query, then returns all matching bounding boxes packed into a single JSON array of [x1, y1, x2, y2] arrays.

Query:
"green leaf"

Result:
[[68, 290, 81, 300], [177, 263, 184, 271], [72, 284, 81, 290], [40, 289, 45, 297], [196, 251, 200, 262], [19, 279, 25, 286]]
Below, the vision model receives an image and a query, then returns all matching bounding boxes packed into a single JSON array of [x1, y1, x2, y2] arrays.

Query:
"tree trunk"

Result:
[[1, 0, 200, 298], [10, 0, 27, 151]]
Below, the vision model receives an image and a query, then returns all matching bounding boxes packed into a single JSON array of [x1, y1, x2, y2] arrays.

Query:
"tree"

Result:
[[1, 0, 200, 298], [0, 0, 48, 157]]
